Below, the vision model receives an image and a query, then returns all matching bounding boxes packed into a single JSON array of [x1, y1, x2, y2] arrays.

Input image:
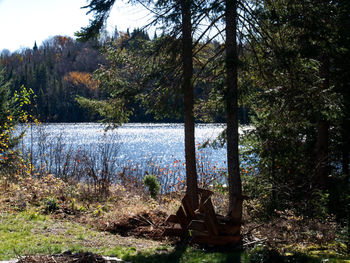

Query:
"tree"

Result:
[[334, 0, 350, 181], [0, 68, 16, 156], [240, 0, 348, 217], [76, 0, 200, 208], [180, 0, 198, 208], [1, 36, 104, 122], [33, 41, 38, 52], [225, 0, 242, 221], [0, 68, 34, 179]]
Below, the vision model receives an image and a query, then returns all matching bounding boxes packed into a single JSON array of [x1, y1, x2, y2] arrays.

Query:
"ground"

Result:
[[0, 175, 349, 262]]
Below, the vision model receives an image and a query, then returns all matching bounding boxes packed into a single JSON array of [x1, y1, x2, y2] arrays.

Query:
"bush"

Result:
[[44, 197, 59, 213], [143, 174, 160, 199], [0, 68, 35, 182]]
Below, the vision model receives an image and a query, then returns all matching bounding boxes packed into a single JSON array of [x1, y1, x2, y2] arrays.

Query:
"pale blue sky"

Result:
[[0, 0, 151, 52]]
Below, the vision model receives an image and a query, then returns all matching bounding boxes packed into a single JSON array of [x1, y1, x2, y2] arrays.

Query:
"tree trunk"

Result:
[[181, 0, 198, 209], [316, 120, 329, 187], [342, 115, 349, 179], [315, 55, 330, 189], [225, 0, 242, 222]]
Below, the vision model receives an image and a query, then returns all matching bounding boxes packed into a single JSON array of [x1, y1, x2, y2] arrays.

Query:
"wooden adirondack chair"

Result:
[[163, 188, 243, 246]]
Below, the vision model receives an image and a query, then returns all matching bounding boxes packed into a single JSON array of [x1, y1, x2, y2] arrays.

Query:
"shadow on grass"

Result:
[[123, 244, 350, 263], [123, 244, 248, 263]]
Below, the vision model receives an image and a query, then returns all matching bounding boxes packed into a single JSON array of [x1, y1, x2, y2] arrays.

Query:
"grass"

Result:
[[1, 211, 349, 263], [0, 176, 349, 263], [0, 210, 161, 260], [0, 209, 249, 262], [123, 246, 250, 263]]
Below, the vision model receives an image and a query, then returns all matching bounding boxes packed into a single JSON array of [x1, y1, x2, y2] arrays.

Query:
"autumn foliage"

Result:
[[64, 71, 99, 91]]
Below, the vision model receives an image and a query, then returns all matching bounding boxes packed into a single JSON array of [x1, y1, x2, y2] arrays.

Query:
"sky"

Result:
[[0, 0, 152, 53]]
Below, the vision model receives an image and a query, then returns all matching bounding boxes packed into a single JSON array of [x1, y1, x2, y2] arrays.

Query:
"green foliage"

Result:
[[1, 33, 236, 124], [0, 68, 18, 153], [143, 174, 160, 199], [93, 204, 103, 217], [0, 69, 35, 180], [239, 0, 349, 219], [44, 197, 59, 213], [75, 0, 116, 42], [75, 95, 131, 127], [70, 198, 76, 211], [89, 36, 184, 123], [78, 205, 87, 212]]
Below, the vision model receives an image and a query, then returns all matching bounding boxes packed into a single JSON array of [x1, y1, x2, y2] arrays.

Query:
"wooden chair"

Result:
[[163, 188, 242, 246]]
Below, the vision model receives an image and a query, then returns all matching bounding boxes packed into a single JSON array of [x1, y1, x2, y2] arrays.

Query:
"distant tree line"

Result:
[[1, 36, 103, 122], [0, 33, 250, 124]]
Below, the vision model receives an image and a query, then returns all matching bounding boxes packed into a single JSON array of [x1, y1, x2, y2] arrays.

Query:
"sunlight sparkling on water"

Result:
[[22, 123, 228, 168]]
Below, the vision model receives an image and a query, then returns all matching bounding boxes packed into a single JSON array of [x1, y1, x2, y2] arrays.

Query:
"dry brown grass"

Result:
[[0, 175, 182, 244], [0, 175, 344, 254]]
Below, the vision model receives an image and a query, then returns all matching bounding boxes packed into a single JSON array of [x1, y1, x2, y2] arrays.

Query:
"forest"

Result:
[[0, 32, 249, 123], [0, 0, 349, 262]]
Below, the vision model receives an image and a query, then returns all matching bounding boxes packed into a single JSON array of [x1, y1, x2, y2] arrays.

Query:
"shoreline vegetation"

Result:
[[1, 174, 349, 262], [0, 124, 348, 262]]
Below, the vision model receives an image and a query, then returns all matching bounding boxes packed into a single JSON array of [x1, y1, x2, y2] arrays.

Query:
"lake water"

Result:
[[22, 122, 225, 163], [19, 123, 253, 190]]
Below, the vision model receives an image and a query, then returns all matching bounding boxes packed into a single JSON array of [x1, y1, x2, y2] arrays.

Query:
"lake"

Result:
[[19, 123, 247, 189], [22, 122, 226, 163]]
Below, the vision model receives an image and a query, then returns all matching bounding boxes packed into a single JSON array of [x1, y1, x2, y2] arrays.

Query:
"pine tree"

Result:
[[33, 41, 38, 52], [225, 0, 242, 221], [76, 0, 200, 208]]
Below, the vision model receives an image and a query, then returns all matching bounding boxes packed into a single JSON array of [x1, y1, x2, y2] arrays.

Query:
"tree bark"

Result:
[[342, 115, 349, 179], [225, 0, 242, 221], [315, 55, 330, 189], [181, 0, 198, 209]]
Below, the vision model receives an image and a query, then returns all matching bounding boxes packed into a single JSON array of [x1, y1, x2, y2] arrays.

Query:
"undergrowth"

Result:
[[0, 176, 349, 262]]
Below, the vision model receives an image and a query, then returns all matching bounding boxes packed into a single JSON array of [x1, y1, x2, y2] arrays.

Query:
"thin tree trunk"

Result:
[[316, 120, 329, 187], [181, 0, 198, 209], [225, 0, 242, 222], [315, 55, 330, 189], [342, 118, 349, 179]]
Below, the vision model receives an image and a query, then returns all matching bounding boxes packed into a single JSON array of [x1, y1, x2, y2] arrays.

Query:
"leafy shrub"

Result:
[[78, 205, 87, 212], [143, 174, 160, 199], [44, 197, 59, 213], [0, 69, 35, 182], [93, 205, 103, 217]]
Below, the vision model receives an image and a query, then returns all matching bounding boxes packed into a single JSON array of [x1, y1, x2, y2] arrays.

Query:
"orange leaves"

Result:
[[53, 35, 73, 49], [64, 71, 99, 91]]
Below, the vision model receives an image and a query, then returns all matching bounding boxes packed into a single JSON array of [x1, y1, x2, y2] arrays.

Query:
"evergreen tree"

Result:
[[33, 41, 38, 52], [241, 0, 348, 216], [76, 0, 200, 207], [225, 0, 242, 221]]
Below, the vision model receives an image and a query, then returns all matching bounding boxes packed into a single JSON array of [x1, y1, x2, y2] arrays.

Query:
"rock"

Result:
[[102, 256, 128, 262]]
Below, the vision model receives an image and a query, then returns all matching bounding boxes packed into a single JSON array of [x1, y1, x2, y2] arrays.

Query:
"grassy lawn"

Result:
[[0, 210, 249, 262], [0, 177, 348, 263], [1, 211, 350, 263], [0, 210, 161, 260]]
